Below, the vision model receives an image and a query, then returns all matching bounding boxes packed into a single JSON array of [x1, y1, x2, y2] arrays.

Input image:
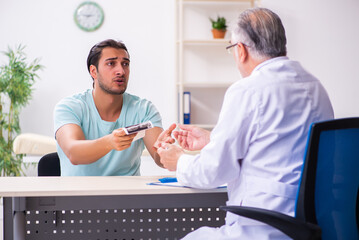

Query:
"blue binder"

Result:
[[183, 92, 191, 124]]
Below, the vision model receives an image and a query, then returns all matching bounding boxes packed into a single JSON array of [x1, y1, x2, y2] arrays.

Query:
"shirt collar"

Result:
[[252, 56, 289, 74]]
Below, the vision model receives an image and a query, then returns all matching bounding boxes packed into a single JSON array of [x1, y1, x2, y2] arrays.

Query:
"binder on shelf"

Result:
[[183, 92, 191, 124]]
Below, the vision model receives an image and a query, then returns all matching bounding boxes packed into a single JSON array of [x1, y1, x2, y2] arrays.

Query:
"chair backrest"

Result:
[[37, 152, 61, 176], [296, 118, 359, 240]]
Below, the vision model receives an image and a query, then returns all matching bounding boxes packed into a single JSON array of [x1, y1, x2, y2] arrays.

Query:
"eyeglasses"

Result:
[[226, 42, 249, 54], [226, 42, 239, 54]]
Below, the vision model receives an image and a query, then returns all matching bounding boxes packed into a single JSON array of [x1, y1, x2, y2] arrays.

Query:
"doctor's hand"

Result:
[[153, 123, 176, 150], [157, 143, 184, 171], [173, 124, 210, 151], [110, 128, 137, 151]]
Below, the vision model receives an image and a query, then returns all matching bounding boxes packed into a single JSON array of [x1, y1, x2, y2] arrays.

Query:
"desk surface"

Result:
[[0, 176, 226, 197]]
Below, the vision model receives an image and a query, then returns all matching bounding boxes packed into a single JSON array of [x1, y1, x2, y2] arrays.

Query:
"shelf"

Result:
[[182, 0, 254, 4], [176, 0, 256, 126], [181, 0, 256, 8], [177, 39, 230, 45], [181, 124, 215, 130], [178, 82, 234, 88], [197, 124, 215, 129], [184, 149, 201, 155]]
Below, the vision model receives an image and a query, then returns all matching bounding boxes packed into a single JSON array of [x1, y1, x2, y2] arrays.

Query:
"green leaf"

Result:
[[209, 16, 227, 30], [0, 44, 43, 176]]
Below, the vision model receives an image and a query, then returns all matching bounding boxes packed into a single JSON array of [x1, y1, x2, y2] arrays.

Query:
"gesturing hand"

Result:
[[153, 123, 176, 150], [157, 143, 184, 171], [173, 124, 210, 151]]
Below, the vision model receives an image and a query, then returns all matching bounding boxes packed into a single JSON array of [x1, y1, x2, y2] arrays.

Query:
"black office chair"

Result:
[[221, 118, 359, 240], [37, 152, 61, 176]]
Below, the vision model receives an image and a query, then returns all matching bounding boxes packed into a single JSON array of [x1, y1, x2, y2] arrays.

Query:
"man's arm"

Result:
[[56, 123, 136, 165], [143, 127, 163, 167], [144, 124, 176, 168]]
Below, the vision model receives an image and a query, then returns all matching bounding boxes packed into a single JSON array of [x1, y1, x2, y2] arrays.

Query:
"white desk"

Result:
[[0, 176, 227, 240]]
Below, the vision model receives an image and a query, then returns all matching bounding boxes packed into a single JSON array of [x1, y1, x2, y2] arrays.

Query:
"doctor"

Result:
[[155, 8, 334, 239]]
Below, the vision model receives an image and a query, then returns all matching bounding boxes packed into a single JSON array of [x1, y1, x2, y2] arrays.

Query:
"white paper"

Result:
[[148, 181, 227, 189], [133, 130, 146, 142]]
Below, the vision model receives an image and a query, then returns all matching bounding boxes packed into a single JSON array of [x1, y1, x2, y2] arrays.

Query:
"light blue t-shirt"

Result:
[[53, 89, 162, 176]]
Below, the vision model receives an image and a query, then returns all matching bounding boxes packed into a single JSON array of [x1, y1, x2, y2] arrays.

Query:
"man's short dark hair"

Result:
[[86, 39, 129, 74]]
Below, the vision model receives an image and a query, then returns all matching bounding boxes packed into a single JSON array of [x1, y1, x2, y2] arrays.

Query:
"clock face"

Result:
[[74, 2, 104, 32]]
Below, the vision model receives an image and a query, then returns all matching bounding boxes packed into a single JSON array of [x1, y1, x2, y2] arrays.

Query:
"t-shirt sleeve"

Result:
[[53, 97, 83, 136], [140, 100, 162, 129]]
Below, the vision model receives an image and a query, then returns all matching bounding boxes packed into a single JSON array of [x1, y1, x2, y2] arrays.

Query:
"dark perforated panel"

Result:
[[25, 207, 225, 240]]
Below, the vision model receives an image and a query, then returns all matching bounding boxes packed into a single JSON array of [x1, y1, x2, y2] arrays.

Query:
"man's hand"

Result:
[[157, 143, 184, 171], [110, 128, 137, 151], [153, 123, 176, 150], [173, 124, 210, 151]]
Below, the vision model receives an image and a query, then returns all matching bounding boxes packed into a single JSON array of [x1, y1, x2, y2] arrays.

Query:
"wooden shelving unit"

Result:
[[176, 0, 260, 128]]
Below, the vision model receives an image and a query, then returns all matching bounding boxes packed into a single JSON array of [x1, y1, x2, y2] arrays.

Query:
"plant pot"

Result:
[[211, 29, 226, 39]]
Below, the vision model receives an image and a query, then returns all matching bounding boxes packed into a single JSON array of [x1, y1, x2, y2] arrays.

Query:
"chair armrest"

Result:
[[13, 133, 56, 155], [220, 206, 321, 240]]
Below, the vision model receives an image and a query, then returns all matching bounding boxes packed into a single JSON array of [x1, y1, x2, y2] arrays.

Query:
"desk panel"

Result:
[[4, 192, 227, 240], [1, 176, 228, 240]]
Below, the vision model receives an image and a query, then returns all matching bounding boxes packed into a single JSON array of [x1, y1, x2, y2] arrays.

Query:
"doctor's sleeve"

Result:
[[176, 86, 260, 188]]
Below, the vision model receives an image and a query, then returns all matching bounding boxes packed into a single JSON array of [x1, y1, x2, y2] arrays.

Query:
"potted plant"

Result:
[[0, 45, 43, 176], [210, 16, 227, 39]]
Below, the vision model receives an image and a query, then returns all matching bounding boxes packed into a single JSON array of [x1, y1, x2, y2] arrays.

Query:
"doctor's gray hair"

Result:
[[232, 8, 287, 60]]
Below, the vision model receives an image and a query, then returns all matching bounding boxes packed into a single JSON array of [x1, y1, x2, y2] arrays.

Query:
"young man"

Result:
[[54, 39, 174, 176], [156, 8, 334, 239]]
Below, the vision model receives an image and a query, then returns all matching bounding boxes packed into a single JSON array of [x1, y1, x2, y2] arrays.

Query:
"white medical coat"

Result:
[[178, 57, 334, 239]]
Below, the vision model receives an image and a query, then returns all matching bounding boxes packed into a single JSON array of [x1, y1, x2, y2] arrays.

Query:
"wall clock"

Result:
[[74, 2, 104, 32]]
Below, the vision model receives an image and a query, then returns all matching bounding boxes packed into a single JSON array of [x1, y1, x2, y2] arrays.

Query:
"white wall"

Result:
[[0, 0, 176, 137], [1, 0, 359, 138], [262, 0, 359, 118]]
